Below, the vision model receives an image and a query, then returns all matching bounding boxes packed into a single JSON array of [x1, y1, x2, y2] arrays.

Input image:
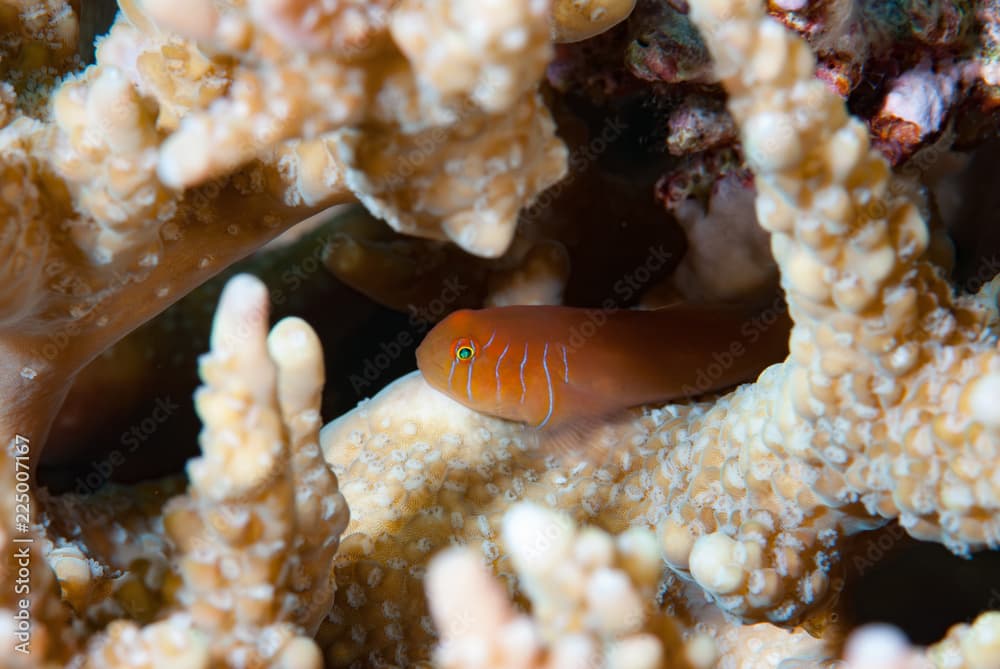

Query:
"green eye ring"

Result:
[[453, 338, 476, 362]]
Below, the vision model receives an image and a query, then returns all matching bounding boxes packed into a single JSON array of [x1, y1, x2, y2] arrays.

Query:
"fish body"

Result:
[[415, 302, 791, 430]]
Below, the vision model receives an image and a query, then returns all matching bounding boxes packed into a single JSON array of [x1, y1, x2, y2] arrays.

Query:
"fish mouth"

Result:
[[414, 338, 448, 389]]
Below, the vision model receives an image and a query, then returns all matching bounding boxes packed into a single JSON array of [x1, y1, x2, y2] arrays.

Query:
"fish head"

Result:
[[416, 309, 497, 407]]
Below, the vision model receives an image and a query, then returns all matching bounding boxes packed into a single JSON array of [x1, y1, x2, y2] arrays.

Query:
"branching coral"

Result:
[[842, 615, 1000, 668], [684, 0, 1000, 554], [141, 0, 567, 257], [59, 273, 351, 668], [319, 388, 845, 665], [333, 90, 567, 258], [0, 5, 355, 469], [426, 502, 692, 669], [484, 240, 571, 307]]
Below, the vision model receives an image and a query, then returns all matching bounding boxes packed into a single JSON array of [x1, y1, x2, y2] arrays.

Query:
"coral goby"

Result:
[[416, 302, 792, 430]]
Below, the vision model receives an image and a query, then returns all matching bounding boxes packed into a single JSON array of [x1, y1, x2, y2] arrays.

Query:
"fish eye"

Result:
[[453, 338, 476, 362]]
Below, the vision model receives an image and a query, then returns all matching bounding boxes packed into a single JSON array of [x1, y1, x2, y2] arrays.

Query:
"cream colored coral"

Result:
[[427, 502, 692, 669], [334, 91, 567, 258], [0, 0, 358, 473], [81, 616, 211, 669], [50, 66, 175, 263], [164, 273, 349, 648], [266, 137, 349, 207], [156, 57, 367, 189], [135, 0, 566, 259], [249, 0, 397, 54], [428, 547, 542, 669], [315, 2, 1000, 661], [82, 616, 325, 669], [390, 0, 553, 113], [0, 132, 49, 328], [318, 374, 842, 665], [666, 173, 778, 304], [37, 478, 181, 627], [94, 11, 232, 133], [842, 615, 1000, 669], [30, 274, 353, 667], [549, 0, 637, 43], [641, 0, 1000, 620], [7, 2, 1000, 668], [928, 612, 1000, 669], [139, 0, 554, 187], [485, 240, 571, 306]]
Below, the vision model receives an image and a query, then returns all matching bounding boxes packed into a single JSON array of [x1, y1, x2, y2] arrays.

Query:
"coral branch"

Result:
[[79, 273, 349, 667], [427, 502, 690, 669]]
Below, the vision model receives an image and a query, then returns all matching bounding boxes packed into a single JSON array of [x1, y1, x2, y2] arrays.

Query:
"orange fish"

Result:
[[415, 302, 791, 431]]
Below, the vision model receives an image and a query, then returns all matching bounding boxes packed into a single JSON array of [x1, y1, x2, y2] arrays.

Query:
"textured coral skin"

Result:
[[141, 0, 568, 257], [74, 275, 349, 668], [426, 503, 689, 669]]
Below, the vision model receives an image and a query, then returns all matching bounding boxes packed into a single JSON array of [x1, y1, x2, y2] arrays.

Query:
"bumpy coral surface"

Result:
[[38, 273, 351, 668], [427, 502, 693, 669], [842, 614, 1000, 669]]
